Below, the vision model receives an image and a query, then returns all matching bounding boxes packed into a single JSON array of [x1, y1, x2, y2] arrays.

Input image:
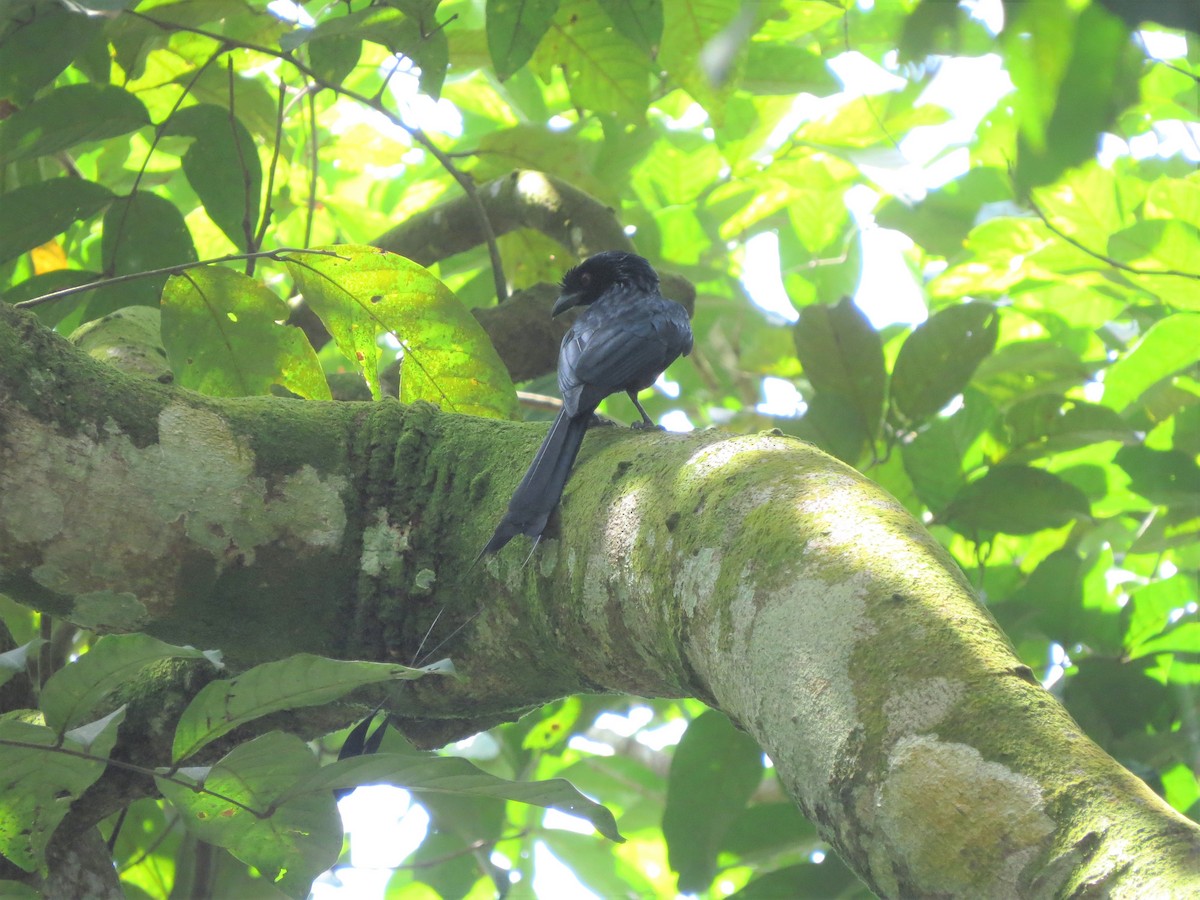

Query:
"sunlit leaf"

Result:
[[534, 0, 652, 120], [1103, 314, 1200, 411], [0, 720, 109, 871], [284, 244, 518, 417], [162, 266, 331, 399], [158, 732, 338, 900]]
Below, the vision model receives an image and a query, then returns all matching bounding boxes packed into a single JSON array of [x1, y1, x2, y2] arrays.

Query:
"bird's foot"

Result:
[[630, 420, 664, 431]]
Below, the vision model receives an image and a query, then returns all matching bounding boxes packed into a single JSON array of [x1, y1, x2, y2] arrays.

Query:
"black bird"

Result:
[[479, 251, 694, 557]]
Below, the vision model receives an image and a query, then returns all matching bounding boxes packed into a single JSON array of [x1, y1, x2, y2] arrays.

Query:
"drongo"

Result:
[[480, 251, 693, 558]]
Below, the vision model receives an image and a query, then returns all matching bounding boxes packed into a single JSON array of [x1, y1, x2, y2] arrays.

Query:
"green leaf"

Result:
[[97, 191, 198, 310], [293, 6, 448, 98], [596, 0, 662, 54], [487, 0, 560, 80], [0, 881, 40, 899], [1115, 445, 1200, 507], [0, 638, 43, 691], [1006, 548, 1086, 646], [729, 856, 858, 898], [742, 42, 837, 96], [794, 87, 951, 149], [161, 105, 262, 253], [522, 696, 582, 750], [972, 339, 1091, 408], [1012, 4, 1139, 193], [308, 34, 362, 85], [283, 245, 518, 417], [876, 167, 1011, 258], [542, 830, 658, 898], [890, 302, 998, 424], [534, 0, 652, 120], [161, 267, 331, 400], [285, 752, 624, 842], [942, 465, 1091, 536], [0, 5, 104, 105], [40, 634, 212, 733], [1002, 396, 1135, 463], [0, 83, 149, 165], [658, 0, 741, 121], [664, 710, 764, 893], [789, 391, 869, 464], [64, 706, 127, 755], [1103, 313, 1200, 411], [901, 388, 997, 513], [0, 178, 113, 265], [794, 297, 885, 443], [1063, 658, 1174, 746], [0, 719, 109, 871], [172, 654, 446, 762], [722, 801, 817, 856], [158, 732, 338, 900], [1126, 574, 1194, 654]]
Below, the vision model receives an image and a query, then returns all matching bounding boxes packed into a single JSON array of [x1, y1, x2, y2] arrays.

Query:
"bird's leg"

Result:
[[627, 390, 662, 430]]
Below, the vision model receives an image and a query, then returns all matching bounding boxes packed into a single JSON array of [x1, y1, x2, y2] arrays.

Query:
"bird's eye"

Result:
[[580, 273, 592, 286]]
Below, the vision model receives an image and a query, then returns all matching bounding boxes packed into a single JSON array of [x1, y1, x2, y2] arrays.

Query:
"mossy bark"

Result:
[[3, 302, 1199, 896]]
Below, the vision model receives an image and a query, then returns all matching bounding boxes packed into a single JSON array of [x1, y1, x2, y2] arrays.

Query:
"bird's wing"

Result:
[[567, 298, 692, 393]]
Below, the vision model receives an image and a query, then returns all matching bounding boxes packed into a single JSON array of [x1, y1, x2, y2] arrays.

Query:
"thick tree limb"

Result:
[[373, 170, 635, 266], [3, 303, 1199, 895]]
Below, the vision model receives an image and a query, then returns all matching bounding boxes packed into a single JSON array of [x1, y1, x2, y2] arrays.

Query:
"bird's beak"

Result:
[[552, 291, 583, 317]]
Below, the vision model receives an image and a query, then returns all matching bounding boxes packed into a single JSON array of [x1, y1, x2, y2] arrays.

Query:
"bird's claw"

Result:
[[630, 421, 664, 431]]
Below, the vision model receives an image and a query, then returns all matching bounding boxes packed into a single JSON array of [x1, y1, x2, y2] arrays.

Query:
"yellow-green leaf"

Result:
[[284, 245, 518, 418], [162, 267, 331, 400]]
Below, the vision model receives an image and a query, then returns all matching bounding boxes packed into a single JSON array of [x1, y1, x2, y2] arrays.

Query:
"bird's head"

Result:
[[552, 251, 659, 316]]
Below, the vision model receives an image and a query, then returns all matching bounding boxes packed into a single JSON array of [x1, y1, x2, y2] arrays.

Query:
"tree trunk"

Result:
[[2, 302, 1198, 895]]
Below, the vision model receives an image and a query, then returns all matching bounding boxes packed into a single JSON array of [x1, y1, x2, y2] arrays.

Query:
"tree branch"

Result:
[[6, 303, 1198, 895]]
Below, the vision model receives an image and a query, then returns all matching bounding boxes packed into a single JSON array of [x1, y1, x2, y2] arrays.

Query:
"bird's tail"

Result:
[[478, 410, 589, 558]]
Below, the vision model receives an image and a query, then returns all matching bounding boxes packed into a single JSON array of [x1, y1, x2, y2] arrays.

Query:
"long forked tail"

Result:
[[478, 409, 590, 558]]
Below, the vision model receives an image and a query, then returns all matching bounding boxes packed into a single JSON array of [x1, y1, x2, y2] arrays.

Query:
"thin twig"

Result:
[[248, 74, 291, 274], [225, 60, 259, 265], [1028, 196, 1200, 281], [108, 47, 223, 274], [128, 10, 509, 302], [0, 736, 267, 818], [13, 248, 347, 309], [305, 86, 319, 248]]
